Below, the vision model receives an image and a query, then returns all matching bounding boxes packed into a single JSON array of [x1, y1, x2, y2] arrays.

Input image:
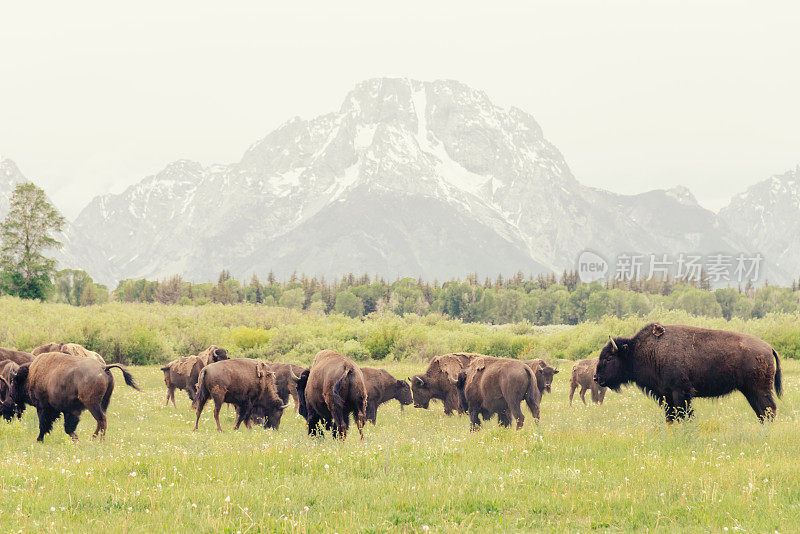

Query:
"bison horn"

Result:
[[447, 373, 458, 385], [0, 375, 10, 389], [609, 335, 618, 352], [280, 403, 290, 410], [414, 376, 425, 386], [289, 368, 301, 381]]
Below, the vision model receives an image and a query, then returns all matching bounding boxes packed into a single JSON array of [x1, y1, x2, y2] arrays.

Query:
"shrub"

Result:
[[231, 326, 272, 350]]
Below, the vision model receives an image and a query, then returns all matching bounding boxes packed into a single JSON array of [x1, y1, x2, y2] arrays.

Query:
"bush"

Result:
[[342, 339, 369, 361], [231, 326, 272, 350]]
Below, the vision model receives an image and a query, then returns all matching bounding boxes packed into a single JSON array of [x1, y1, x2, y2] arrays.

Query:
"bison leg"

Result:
[[35, 405, 58, 442], [568, 382, 577, 406], [366, 401, 377, 425], [468, 406, 481, 431], [597, 387, 606, 405], [497, 410, 511, 428], [509, 402, 526, 430], [63, 411, 81, 442], [86, 403, 108, 440], [193, 391, 210, 431], [743, 390, 777, 423], [165, 386, 176, 408], [212, 398, 224, 432], [307, 413, 322, 436], [579, 386, 588, 405], [290, 390, 300, 413]]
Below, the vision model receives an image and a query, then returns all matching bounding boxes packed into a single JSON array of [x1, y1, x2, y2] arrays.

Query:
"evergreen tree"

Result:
[[0, 183, 66, 300]]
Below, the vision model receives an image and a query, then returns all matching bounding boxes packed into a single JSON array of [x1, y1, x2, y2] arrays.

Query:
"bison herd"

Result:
[[0, 323, 784, 442]]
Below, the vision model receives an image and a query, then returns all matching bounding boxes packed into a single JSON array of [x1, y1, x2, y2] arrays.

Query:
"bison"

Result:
[[524, 358, 559, 396], [0, 347, 35, 365], [193, 358, 288, 431], [456, 356, 541, 430], [570, 357, 606, 405], [300, 350, 367, 440], [360, 367, 413, 424], [161, 345, 229, 408], [267, 362, 306, 412], [32, 342, 105, 364], [409, 353, 481, 414], [594, 323, 782, 423], [2, 352, 139, 442], [0, 360, 22, 420]]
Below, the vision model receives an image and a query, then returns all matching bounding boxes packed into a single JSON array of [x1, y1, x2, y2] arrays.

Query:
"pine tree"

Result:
[[0, 183, 66, 300]]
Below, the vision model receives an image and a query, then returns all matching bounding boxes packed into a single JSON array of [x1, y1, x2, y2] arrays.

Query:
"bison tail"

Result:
[[104, 364, 140, 391], [773, 349, 782, 398], [332, 369, 350, 409], [195, 368, 209, 407], [524, 366, 542, 409]]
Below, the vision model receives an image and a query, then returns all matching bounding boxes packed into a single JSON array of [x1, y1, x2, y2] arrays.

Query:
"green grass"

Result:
[[1, 360, 798, 532]]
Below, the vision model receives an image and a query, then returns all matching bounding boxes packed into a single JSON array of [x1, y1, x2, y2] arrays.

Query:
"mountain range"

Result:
[[1, 78, 797, 286]]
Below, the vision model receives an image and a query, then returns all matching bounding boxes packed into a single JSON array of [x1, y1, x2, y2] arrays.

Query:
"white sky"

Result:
[[1, 1, 798, 218]]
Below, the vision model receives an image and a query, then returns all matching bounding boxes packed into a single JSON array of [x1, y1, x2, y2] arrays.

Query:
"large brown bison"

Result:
[[0, 360, 22, 420], [594, 323, 782, 423], [360, 367, 413, 424], [267, 362, 306, 412], [161, 345, 229, 408], [32, 342, 105, 364], [409, 353, 481, 414], [570, 357, 606, 405], [0, 347, 35, 365], [300, 350, 367, 440], [456, 356, 541, 430], [2, 352, 139, 442], [194, 358, 288, 431]]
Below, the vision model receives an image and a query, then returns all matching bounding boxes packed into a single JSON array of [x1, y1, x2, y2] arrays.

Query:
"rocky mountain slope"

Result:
[[1, 79, 796, 285]]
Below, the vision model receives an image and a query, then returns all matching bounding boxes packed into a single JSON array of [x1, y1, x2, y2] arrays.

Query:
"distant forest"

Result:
[[49, 268, 800, 324]]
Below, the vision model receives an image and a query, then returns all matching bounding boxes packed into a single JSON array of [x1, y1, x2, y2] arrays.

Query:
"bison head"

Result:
[[536, 364, 559, 394], [3, 363, 30, 417], [594, 336, 632, 391], [211, 347, 228, 362], [409, 375, 433, 409], [255, 364, 289, 430], [394, 379, 413, 406]]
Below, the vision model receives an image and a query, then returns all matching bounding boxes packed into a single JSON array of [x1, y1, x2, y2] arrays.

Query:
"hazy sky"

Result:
[[1, 1, 798, 218]]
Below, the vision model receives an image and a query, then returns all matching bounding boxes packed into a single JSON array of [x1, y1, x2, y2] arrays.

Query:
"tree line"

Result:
[[1, 182, 799, 324]]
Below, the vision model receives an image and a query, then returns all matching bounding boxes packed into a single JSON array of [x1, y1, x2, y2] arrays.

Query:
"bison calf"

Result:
[[0, 347, 35, 366], [162, 345, 229, 408], [3, 352, 139, 442], [32, 342, 105, 364], [569, 357, 606, 405], [194, 359, 288, 432], [361, 367, 413, 424]]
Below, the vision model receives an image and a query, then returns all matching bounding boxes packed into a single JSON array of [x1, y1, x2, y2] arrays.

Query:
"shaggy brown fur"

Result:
[[0, 347, 35, 365], [360, 367, 413, 424], [456, 356, 541, 430], [569, 357, 606, 405], [32, 343, 105, 364], [3, 352, 139, 442], [193, 359, 287, 432], [303, 350, 367, 440], [409, 353, 481, 415], [0, 360, 22, 420], [265, 362, 306, 412], [595, 323, 782, 423]]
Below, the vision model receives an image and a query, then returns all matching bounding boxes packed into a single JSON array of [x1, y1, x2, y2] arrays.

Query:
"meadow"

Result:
[[0, 360, 798, 532], [1, 298, 799, 532]]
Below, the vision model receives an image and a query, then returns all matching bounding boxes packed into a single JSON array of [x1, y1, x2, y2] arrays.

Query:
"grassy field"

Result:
[[1, 358, 798, 532]]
